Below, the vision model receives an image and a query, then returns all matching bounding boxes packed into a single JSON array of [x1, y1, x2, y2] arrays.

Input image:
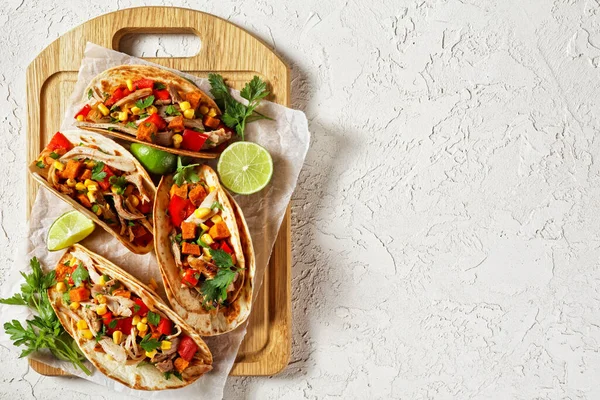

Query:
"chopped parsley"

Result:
[[201, 249, 238, 307], [95, 324, 107, 342], [109, 175, 127, 194], [140, 334, 161, 352], [135, 95, 155, 110], [211, 201, 224, 211], [133, 304, 141, 313], [71, 263, 89, 287], [165, 105, 181, 116], [87, 88, 93, 99], [147, 311, 160, 327], [36, 161, 45, 169], [49, 152, 60, 159], [173, 157, 199, 186], [108, 320, 118, 329], [126, 121, 138, 130], [91, 162, 107, 182], [154, 82, 166, 90]]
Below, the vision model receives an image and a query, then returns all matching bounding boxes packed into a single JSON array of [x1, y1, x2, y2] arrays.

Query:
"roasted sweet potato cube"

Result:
[[169, 184, 188, 199], [174, 357, 190, 373], [188, 185, 207, 206], [167, 115, 185, 132], [185, 92, 202, 110], [62, 160, 84, 179], [69, 287, 90, 302], [181, 221, 196, 240], [77, 193, 92, 208], [208, 221, 230, 240], [80, 169, 92, 181], [137, 121, 158, 143], [181, 242, 201, 256]]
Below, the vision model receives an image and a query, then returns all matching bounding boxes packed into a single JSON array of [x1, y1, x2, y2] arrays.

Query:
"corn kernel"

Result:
[[66, 178, 77, 187], [75, 182, 86, 192], [200, 223, 210, 232], [126, 79, 133, 91], [77, 319, 88, 330], [147, 105, 158, 115], [137, 322, 148, 332], [113, 330, 123, 345], [145, 349, 157, 359], [87, 191, 96, 204], [199, 105, 209, 115], [183, 109, 195, 119], [203, 247, 211, 258], [118, 111, 128, 121], [208, 186, 216, 193], [98, 103, 110, 116], [87, 183, 98, 192], [210, 214, 222, 223], [131, 106, 142, 115], [132, 315, 141, 326], [76, 115, 84, 122], [85, 160, 95, 169], [53, 161, 64, 171], [96, 294, 106, 304], [129, 195, 140, 207], [201, 233, 214, 245], [161, 341, 172, 351], [148, 278, 158, 291], [207, 108, 217, 118], [96, 304, 108, 316], [111, 186, 120, 195], [70, 301, 80, 310], [179, 101, 191, 111], [98, 275, 106, 286], [141, 317, 148, 324], [81, 329, 93, 340], [56, 282, 67, 293], [84, 179, 94, 187], [95, 206, 103, 216], [172, 134, 183, 149], [194, 208, 211, 219]]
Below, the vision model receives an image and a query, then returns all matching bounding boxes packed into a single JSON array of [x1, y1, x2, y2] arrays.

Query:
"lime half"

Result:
[[217, 142, 273, 195], [47, 210, 95, 251], [130, 143, 177, 175]]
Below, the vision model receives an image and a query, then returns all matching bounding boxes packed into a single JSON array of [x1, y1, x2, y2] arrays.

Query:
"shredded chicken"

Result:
[[183, 118, 205, 131], [124, 172, 150, 203], [188, 256, 218, 279], [71, 250, 102, 285], [99, 338, 127, 363], [104, 294, 136, 317], [167, 85, 183, 103], [111, 194, 145, 220], [154, 130, 175, 147], [60, 146, 136, 172], [90, 87, 104, 102], [81, 306, 101, 336], [166, 324, 183, 341], [155, 99, 172, 106], [170, 233, 183, 269], [155, 359, 174, 373], [152, 337, 180, 362], [113, 88, 153, 108], [202, 128, 232, 149]]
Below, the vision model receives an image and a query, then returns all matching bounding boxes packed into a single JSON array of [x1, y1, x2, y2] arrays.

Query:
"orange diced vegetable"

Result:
[[167, 115, 185, 132], [181, 242, 201, 256], [80, 169, 92, 181], [209, 221, 230, 240], [203, 115, 220, 129], [77, 194, 92, 208], [69, 287, 91, 302], [188, 185, 207, 206], [62, 160, 84, 180], [174, 357, 190, 373], [181, 221, 196, 240], [169, 184, 188, 199], [185, 92, 202, 110], [137, 121, 158, 143], [112, 289, 131, 298]]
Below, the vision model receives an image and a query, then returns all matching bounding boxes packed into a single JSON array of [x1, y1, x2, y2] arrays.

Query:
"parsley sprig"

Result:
[[173, 157, 199, 186], [0, 258, 91, 375], [208, 74, 273, 140], [91, 162, 107, 182], [109, 176, 128, 195], [201, 249, 239, 307], [135, 95, 155, 110]]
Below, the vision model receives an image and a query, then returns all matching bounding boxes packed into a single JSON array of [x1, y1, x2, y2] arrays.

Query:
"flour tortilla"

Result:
[[28, 129, 155, 254], [154, 165, 255, 336], [47, 244, 213, 390]]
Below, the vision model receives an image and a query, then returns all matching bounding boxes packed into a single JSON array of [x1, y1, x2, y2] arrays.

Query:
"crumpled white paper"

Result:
[[0, 43, 310, 399]]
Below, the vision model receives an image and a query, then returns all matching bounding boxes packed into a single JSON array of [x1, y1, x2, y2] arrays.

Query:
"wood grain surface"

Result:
[[26, 6, 291, 377]]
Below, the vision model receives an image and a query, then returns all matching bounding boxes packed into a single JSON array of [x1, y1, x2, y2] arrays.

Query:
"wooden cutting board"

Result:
[[26, 7, 291, 376]]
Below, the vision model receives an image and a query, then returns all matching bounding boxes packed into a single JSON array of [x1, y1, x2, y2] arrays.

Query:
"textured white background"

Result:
[[0, 0, 599, 399]]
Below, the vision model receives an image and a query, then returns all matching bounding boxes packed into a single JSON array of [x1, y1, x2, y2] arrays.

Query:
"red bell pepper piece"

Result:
[[74, 104, 92, 119], [133, 79, 155, 90], [156, 318, 173, 336], [132, 298, 149, 316], [47, 132, 74, 152], [168, 195, 195, 227], [105, 87, 131, 107], [97, 165, 114, 191], [137, 200, 152, 214], [220, 241, 234, 255], [181, 130, 209, 152], [182, 269, 199, 287], [178, 335, 198, 362], [145, 113, 167, 130], [153, 89, 170, 101]]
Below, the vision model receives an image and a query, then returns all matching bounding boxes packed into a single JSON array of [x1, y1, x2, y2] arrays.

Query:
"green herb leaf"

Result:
[[36, 161, 45, 169], [135, 95, 155, 110], [173, 157, 200, 186], [210, 249, 233, 268], [201, 268, 236, 306], [91, 162, 107, 182], [126, 121, 138, 130], [62, 292, 71, 304], [88, 89, 93, 99], [49, 152, 60, 159], [211, 201, 224, 211], [165, 105, 181, 116], [147, 311, 160, 327], [91, 204, 100, 214], [71, 263, 89, 287], [108, 320, 118, 329], [197, 239, 209, 248], [140, 334, 161, 352], [109, 175, 127, 194], [95, 324, 107, 342], [133, 304, 141, 313], [154, 82, 166, 90]]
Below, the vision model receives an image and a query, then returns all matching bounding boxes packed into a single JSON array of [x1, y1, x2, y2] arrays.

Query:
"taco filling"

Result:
[[53, 248, 206, 379], [74, 76, 232, 152], [35, 132, 153, 248]]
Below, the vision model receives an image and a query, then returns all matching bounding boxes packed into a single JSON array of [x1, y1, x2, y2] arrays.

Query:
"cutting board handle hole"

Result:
[[117, 32, 201, 58]]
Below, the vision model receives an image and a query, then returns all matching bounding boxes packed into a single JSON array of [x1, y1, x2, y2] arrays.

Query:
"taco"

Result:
[[48, 244, 213, 390], [154, 164, 254, 336], [29, 130, 155, 254], [73, 65, 233, 158]]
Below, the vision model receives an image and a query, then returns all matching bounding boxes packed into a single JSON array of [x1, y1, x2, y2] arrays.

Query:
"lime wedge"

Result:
[[47, 210, 95, 251], [130, 143, 177, 175], [217, 142, 273, 195]]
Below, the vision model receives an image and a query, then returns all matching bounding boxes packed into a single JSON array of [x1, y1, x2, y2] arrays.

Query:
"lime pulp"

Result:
[[217, 142, 273, 195], [47, 210, 95, 251]]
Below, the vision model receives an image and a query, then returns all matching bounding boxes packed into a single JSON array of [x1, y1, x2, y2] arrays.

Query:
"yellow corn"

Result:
[[200, 223, 210, 232], [87, 192, 96, 204], [179, 101, 191, 111], [129, 195, 140, 207], [70, 301, 80, 310], [194, 208, 211, 219], [76, 319, 88, 330], [56, 282, 67, 293], [84, 179, 94, 187], [147, 105, 158, 115], [208, 186, 216, 193], [113, 330, 123, 345], [207, 108, 217, 118], [88, 183, 99, 192], [199, 105, 209, 115], [118, 111, 128, 121], [210, 214, 222, 224], [172, 134, 183, 149], [137, 322, 148, 332], [145, 349, 157, 359], [148, 278, 158, 291], [203, 247, 211, 259], [76, 115, 84, 122], [75, 182, 86, 192], [66, 178, 77, 188], [141, 317, 148, 324], [131, 106, 142, 115], [201, 233, 214, 245], [98, 103, 110, 116], [81, 329, 93, 340], [183, 109, 195, 119], [126, 79, 134, 91], [98, 275, 106, 286], [96, 294, 106, 304], [85, 160, 95, 169], [132, 315, 141, 326], [53, 161, 64, 171], [111, 186, 120, 195], [161, 341, 172, 351], [96, 304, 108, 316]]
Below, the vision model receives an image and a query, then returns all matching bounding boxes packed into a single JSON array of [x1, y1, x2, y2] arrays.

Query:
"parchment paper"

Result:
[[0, 43, 309, 399]]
